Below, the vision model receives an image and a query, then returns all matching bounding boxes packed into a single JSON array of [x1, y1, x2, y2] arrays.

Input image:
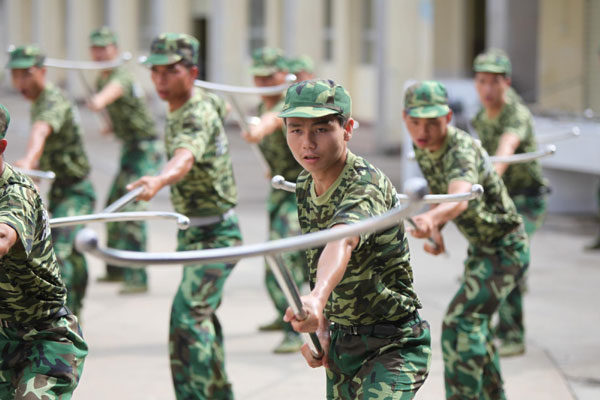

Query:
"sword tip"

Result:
[[271, 175, 285, 189]]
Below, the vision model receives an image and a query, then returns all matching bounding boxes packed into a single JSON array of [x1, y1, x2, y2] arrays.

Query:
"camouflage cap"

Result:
[[404, 81, 451, 118], [0, 104, 9, 139], [143, 33, 199, 66], [90, 26, 118, 47], [288, 55, 315, 74], [250, 47, 288, 77], [473, 49, 512, 76], [6, 45, 45, 69], [279, 79, 351, 118]]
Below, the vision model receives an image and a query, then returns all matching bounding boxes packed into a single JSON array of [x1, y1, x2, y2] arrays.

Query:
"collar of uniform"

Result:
[[310, 149, 355, 206], [259, 96, 285, 114], [422, 125, 454, 160], [0, 163, 14, 187], [32, 82, 55, 108], [167, 88, 202, 120]]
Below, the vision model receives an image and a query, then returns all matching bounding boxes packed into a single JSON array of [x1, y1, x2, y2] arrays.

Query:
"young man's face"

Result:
[[474, 72, 510, 109], [11, 67, 46, 101], [286, 115, 352, 175], [403, 111, 452, 152], [90, 44, 119, 62], [150, 62, 197, 103]]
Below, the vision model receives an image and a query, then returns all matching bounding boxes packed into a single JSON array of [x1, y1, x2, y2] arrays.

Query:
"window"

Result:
[[360, 0, 375, 64], [323, 0, 334, 61], [248, 0, 265, 55]]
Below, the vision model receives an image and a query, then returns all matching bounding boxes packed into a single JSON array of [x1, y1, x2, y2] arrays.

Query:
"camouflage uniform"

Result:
[[408, 81, 529, 399], [144, 33, 241, 400], [472, 51, 548, 348], [30, 83, 96, 317], [283, 80, 431, 399], [95, 64, 162, 288], [0, 105, 87, 400], [252, 48, 308, 345], [296, 151, 431, 399]]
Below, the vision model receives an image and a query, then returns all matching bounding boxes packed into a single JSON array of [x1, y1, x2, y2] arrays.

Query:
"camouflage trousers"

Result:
[[264, 189, 308, 333], [443, 226, 529, 400], [0, 314, 88, 399], [105, 140, 162, 286], [169, 213, 242, 400], [49, 180, 96, 317], [496, 194, 546, 345], [327, 317, 431, 399]]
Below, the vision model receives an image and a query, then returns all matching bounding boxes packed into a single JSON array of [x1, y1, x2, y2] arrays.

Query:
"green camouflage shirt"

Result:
[[96, 66, 158, 143], [414, 126, 522, 246], [165, 88, 237, 216], [471, 98, 546, 195], [296, 151, 421, 326], [31, 83, 90, 183], [0, 164, 66, 324], [258, 98, 304, 181]]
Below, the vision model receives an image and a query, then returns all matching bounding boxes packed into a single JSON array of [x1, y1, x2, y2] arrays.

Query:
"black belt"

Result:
[[0, 306, 70, 330], [331, 312, 420, 336]]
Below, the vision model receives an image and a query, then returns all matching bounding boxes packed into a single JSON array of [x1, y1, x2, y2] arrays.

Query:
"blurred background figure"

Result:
[[88, 26, 163, 294]]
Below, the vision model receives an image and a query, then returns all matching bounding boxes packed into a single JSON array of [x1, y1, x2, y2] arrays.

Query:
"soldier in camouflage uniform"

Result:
[[7, 46, 96, 318], [404, 81, 529, 399], [88, 27, 162, 294], [281, 80, 431, 399], [288, 54, 316, 82], [0, 104, 87, 400], [471, 51, 549, 357], [127, 33, 241, 400], [243, 47, 307, 353]]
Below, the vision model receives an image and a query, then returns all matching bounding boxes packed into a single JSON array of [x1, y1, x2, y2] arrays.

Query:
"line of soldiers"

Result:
[[0, 25, 549, 400]]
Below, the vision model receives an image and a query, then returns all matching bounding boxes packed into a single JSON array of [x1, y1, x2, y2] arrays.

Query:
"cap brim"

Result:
[[250, 66, 278, 77], [406, 105, 450, 118], [6, 59, 37, 69], [279, 106, 342, 118], [90, 39, 116, 47], [142, 54, 182, 66], [474, 64, 508, 74]]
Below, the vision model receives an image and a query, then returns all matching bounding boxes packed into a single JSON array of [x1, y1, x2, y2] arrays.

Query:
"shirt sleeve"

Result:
[[445, 141, 479, 185], [32, 96, 68, 134], [170, 107, 210, 161], [502, 103, 531, 142], [0, 190, 37, 256]]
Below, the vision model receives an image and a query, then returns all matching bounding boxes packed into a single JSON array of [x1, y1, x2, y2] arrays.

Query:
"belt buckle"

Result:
[[349, 326, 358, 335]]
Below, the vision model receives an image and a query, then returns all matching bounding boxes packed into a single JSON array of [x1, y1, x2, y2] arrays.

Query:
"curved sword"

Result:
[[51, 211, 190, 230], [44, 52, 132, 70], [75, 178, 432, 267]]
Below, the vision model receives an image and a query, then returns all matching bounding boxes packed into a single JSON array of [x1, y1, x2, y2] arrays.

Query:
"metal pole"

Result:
[[102, 187, 144, 213], [265, 255, 323, 358]]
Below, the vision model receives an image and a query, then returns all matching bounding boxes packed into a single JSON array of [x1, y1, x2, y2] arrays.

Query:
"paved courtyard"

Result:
[[1, 90, 599, 399]]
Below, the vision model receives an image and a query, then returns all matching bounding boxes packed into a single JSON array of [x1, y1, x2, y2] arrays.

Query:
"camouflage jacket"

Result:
[[258, 98, 304, 181], [96, 66, 158, 144], [414, 126, 522, 246], [31, 83, 90, 184], [0, 164, 66, 324], [165, 88, 237, 217], [471, 97, 547, 195], [296, 151, 421, 326]]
